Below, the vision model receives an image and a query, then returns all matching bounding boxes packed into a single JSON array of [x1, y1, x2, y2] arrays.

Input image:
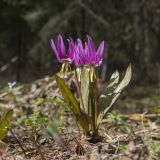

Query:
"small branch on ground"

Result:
[[10, 129, 28, 159]]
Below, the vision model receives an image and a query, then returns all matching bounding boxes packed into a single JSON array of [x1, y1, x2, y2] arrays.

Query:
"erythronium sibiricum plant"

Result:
[[51, 34, 132, 137]]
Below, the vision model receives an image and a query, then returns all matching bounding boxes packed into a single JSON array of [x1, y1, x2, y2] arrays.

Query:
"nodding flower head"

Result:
[[50, 34, 75, 64], [51, 34, 105, 76], [74, 35, 105, 67]]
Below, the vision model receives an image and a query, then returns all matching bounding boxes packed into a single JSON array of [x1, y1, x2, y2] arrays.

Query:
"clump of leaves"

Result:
[[25, 111, 46, 159], [105, 111, 124, 125], [44, 120, 59, 138], [35, 98, 45, 106], [118, 144, 127, 154], [56, 65, 131, 137], [48, 96, 72, 111], [105, 111, 133, 135], [151, 106, 160, 114], [151, 106, 160, 124], [121, 125, 133, 135], [25, 111, 45, 130], [149, 141, 160, 156]]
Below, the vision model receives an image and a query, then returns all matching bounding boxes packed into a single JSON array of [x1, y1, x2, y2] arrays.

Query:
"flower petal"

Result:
[[84, 42, 89, 64], [57, 34, 66, 59], [97, 41, 104, 59], [67, 37, 75, 62], [74, 43, 81, 66], [77, 38, 84, 54], [87, 35, 96, 62], [50, 39, 60, 61], [96, 41, 105, 66]]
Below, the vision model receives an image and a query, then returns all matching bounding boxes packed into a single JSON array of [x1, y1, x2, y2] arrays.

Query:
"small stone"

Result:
[[40, 138, 52, 147], [15, 155, 24, 160], [6, 145, 16, 153]]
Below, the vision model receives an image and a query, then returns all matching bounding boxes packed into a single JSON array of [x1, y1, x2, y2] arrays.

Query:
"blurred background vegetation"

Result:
[[0, 0, 160, 85]]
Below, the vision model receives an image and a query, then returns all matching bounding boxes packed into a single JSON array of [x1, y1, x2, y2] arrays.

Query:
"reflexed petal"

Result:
[[87, 35, 96, 62], [77, 38, 84, 54], [74, 54, 80, 66], [74, 45, 81, 66], [87, 35, 96, 53], [67, 38, 75, 62], [50, 39, 60, 61], [77, 39, 86, 65], [95, 41, 104, 66], [57, 34, 66, 58], [84, 42, 89, 64], [96, 41, 104, 59]]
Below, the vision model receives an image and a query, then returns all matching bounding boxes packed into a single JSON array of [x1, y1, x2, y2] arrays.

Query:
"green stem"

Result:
[[90, 68, 98, 136], [74, 70, 85, 111], [91, 82, 97, 135], [80, 68, 90, 115]]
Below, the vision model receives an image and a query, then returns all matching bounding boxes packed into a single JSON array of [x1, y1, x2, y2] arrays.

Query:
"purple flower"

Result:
[[50, 34, 74, 63], [74, 36, 105, 67], [74, 39, 86, 66]]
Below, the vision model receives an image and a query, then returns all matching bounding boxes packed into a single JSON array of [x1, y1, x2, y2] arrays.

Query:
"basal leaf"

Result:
[[114, 64, 131, 93], [55, 75, 89, 133], [55, 75, 80, 115], [107, 70, 119, 88], [0, 109, 13, 139], [103, 65, 132, 115], [97, 70, 119, 114], [97, 65, 132, 125], [100, 70, 119, 95]]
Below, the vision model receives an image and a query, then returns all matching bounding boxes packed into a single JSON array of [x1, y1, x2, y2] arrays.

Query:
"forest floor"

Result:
[[0, 74, 160, 160]]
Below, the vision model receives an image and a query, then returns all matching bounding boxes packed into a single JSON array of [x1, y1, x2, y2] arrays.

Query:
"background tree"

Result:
[[0, 0, 159, 84]]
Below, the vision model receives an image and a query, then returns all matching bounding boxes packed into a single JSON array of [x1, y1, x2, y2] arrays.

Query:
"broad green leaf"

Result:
[[97, 93, 120, 126], [103, 70, 119, 91], [55, 75, 89, 134], [114, 64, 131, 94], [97, 70, 119, 114], [103, 64, 131, 115], [0, 109, 13, 139], [100, 70, 119, 95], [97, 65, 132, 125], [55, 75, 80, 115]]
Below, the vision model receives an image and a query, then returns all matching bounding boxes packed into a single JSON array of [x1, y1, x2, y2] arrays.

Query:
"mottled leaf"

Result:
[[97, 70, 119, 114], [100, 70, 119, 95], [97, 65, 131, 125], [114, 64, 131, 93]]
